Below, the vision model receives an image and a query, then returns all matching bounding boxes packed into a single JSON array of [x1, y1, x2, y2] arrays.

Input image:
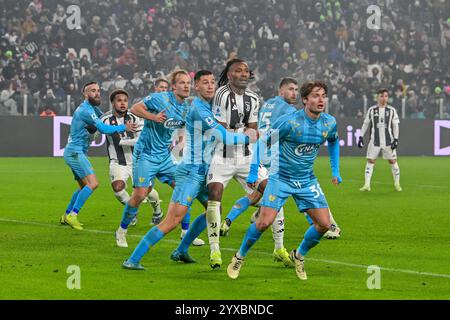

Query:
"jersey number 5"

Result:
[[260, 111, 272, 130]]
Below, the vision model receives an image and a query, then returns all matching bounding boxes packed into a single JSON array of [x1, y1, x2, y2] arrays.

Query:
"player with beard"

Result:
[[61, 82, 137, 230]]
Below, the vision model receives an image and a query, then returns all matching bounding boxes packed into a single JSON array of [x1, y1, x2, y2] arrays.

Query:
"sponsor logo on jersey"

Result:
[[294, 144, 320, 156], [163, 118, 185, 129]]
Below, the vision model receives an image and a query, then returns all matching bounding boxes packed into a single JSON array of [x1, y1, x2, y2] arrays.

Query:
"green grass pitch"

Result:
[[0, 156, 449, 300]]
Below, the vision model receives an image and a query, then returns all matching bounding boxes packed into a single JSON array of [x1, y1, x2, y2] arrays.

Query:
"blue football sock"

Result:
[[65, 189, 81, 214], [181, 207, 191, 231], [238, 223, 263, 257], [298, 225, 323, 257], [120, 204, 138, 229], [72, 186, 93, 215], [226, 196, 251, 223], [177, 214, 206, 253], [128, 227, 164, 264], [304, 213, 314, 226]]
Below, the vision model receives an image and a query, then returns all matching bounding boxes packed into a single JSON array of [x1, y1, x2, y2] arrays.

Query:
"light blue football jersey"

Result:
[[65, 100, 105, 153], [135, 91, 189, 161], [181, 96, 220, 168], [258, 96, 297, 132], [268, 108, 338, 183]]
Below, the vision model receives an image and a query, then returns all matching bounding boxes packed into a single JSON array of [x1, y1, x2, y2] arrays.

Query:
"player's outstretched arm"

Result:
[[94, 120, 136, 135], [213, 124, 251, 146], [119, 137, 138, 146], [130, 101, 166, 123], [327, 138, 342, 185], [246, 133, 270, 187]]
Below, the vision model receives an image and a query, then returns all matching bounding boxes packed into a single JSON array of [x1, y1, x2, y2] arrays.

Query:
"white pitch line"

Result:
[[345, 179, 449, 189], [1, 217, 450, 280]]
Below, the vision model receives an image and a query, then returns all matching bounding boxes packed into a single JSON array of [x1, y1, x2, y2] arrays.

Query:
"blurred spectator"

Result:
[[0, 0, 447, 117], [328, 94, 344, 118], [0, 85, 20, 115], [40, 107, 56, 116], [40, 88, 58, 113]]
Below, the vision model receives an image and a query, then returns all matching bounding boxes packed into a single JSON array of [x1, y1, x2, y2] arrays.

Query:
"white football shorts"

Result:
[[366, 142, 397, 160]]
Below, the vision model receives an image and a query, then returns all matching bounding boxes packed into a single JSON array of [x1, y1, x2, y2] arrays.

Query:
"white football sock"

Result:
[[114, 189, 130, 205], [206, 201, 221, 252], [147, 189, 162, 214], [329, 210, 338, 226], [271, 207, 285, 250], [364, 162, 374, 186], [390, 163, 400, 185]]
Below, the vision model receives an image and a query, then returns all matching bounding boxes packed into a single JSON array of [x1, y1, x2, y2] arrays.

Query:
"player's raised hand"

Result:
[[391, 139, 398, 150], [244, 128, 258, 143], [125, 121, 138, 132], [246, 179, 257, 189], [246, 164, 259, 188], [332, 176, 342, 185], [357, 136, 364, 148], [154, 111, 167, 123]]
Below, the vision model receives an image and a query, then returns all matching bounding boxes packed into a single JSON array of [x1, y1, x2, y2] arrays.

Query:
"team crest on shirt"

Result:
[[187, 196, 192, 203], [322, 131, 328, 138], [205, 117, 215, 127], [244, 101, 251, 112], [139, 177, 145, 183], [269, 195, 276, 202]]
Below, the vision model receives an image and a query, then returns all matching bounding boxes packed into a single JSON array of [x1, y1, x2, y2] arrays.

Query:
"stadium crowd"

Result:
[[0, 0, 449, 118]]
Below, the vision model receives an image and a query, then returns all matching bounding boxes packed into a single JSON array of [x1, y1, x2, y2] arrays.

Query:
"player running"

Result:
[[226, 80, 342, 281], [358, 88, 401, 192], [61, 82, 137, 230], [114, 70, 194, 248], [122, 70, 254, 270], [100, 89, 163, 227]]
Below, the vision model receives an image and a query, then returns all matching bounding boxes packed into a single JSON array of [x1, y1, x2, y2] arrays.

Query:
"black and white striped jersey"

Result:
[[213, 84, 260, 130], [212, 84, 260, 157], [361, 105, 400, 147], [100, 111, 143, 165]]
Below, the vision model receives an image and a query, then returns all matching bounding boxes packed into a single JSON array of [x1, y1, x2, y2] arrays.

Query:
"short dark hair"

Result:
[[155, 78, 169, 87], [82, 81, 98, 93], [300, 80, 328, 100], [377, 88, 389, 95], [194, 70, 213, 82], [279, 77, 298, 88], [109, 89, 129, 103]]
